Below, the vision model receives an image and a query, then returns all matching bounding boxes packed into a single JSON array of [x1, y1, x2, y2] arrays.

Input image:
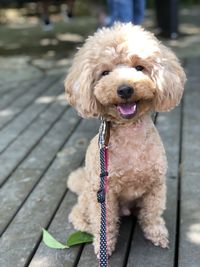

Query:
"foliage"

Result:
[[42, 229, 93, 250]]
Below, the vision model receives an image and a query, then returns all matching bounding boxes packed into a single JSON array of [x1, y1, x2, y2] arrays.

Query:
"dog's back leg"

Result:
[[67, 167, 87, 195], [69, 191, 92, 234]]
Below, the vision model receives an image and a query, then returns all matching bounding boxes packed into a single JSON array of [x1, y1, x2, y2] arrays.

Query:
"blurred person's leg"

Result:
[[98, 0, 113, 27], [110, 0, 133, 24], [155, 0, 168, 32], [107, 0, 114, 13], [61, 0, 76, 22], [66, 0, 75, 18], [40, 0, 53, 31], [155, 0, 178, 38], [104, 0, 114, 26], [117, 0, 133, 22], [133, 0, 145, 25]]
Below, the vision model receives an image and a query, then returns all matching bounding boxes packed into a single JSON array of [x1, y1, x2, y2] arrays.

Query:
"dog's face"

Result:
[[65, 23, 186, 123]]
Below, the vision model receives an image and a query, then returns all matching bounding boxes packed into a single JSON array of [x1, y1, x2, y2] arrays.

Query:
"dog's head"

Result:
[[65, 23, 186, 123]]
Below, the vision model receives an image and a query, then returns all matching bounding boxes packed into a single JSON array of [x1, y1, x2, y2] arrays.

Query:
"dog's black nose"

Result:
[[117, 85, 134, 99]]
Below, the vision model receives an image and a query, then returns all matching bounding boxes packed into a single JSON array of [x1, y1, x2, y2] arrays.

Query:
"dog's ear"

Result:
[[153, 45, 186, 112], [64, 52, 99, 118]]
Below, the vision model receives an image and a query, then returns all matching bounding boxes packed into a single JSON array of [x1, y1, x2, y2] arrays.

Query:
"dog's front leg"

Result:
[[89, 190, 119, 257], [137, 182, 169, 248]]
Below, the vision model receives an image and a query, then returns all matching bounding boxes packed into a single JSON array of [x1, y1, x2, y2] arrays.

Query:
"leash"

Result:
[[97, 118, 110, 267]]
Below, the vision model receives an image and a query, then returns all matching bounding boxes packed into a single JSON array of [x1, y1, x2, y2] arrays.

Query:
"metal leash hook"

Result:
[[98, 117, 110, 149], [97, 118, 110, 267]]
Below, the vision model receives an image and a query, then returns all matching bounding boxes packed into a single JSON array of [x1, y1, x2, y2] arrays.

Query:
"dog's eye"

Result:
[[101, 70, 110, 76], [135, 65, 144, 71]]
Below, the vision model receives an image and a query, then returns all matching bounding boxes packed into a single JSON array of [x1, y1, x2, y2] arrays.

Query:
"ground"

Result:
[[0, 4, 199, 83]]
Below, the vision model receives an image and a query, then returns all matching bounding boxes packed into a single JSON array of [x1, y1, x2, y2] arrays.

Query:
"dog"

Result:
[[64, 23, 186, 256]]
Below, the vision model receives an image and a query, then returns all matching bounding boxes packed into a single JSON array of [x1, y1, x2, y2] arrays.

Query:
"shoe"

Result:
[[62, 11, 74, 22], [42, 17, 54, 31]]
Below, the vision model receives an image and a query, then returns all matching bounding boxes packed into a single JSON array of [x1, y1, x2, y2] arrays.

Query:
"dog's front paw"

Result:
[[144, 223, 169, 248], [93, 234, 117, 258]]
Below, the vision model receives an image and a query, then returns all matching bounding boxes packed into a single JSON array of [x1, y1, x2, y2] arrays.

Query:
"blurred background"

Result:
[[0, 0, 199, 83]]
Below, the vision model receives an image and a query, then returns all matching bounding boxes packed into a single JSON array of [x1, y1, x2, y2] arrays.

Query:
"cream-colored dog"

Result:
[[64, 23, 186, 256]]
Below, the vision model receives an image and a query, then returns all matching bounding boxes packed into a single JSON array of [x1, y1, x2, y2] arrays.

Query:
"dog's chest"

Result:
[[107, 119, 166, 195]]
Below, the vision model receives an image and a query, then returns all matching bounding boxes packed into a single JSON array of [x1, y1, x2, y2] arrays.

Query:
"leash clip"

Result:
[[98, 118, 110, 149], [97, 189, 106, 203]]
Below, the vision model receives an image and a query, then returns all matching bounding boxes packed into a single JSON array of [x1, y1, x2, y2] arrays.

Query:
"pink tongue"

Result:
[[117, 103, 137, 115]]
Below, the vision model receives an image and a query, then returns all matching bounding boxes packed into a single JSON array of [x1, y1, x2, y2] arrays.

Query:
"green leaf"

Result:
[[42, 228, 69, 249], [66, 231, 93, 247]]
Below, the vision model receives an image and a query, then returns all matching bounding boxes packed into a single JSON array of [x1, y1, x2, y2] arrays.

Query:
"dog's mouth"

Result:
[[115, 102, 137, 119]]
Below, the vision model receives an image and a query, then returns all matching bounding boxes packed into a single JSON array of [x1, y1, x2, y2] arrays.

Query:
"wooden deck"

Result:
[[0, 57, 200, 267]]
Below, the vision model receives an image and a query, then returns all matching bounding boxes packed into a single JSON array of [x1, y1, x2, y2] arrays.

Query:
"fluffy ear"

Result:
[[64, 52, 99, 118], [153, 44, 186, 112]]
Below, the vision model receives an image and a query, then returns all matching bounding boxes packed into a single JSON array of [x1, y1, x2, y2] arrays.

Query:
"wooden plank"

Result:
[[179, 57, 200, 266], [179, 173, 200, 267], [0, 75, 59, 130], [78, 216, 135, 267], [0, 78, 41, 109], [29, 191, 82, 267], [0, 92, 67, 187], [0, 108, 81, 235], [0, 119, 99, 267], [0, 78, 64, 154], [0, 78, 39, 98], [127, 107, 181, 267]]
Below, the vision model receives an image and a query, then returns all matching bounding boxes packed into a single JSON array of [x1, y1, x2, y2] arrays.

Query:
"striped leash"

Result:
[[97, 119, 110, 267]]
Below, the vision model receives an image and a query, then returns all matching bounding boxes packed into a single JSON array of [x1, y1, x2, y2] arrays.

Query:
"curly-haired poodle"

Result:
[[64, 23, 186, 256]]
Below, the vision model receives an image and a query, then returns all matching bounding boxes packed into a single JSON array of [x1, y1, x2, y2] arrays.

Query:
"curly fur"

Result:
[[64, 23, 186, 256]]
